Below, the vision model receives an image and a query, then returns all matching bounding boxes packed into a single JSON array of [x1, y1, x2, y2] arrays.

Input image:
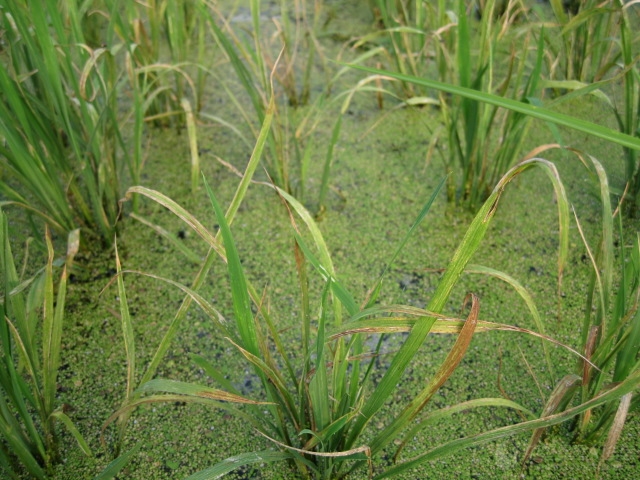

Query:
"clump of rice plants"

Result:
[[348, 39, 640, 183], [359, 0, 443, 99], [355, 0, 640, 212], [99, 141, 634, 478], [523, 148, 640, 468], [0, 209, 90, 478], [0, 0, 126, 242], [0, 0, 208, 242], [200, 0, 342, 214], [436, 0, 543, 208], [355, 0, 548, 209], [108, 0, 208, 126], [539, 0, 622, 82], [533, 1, 640, 213]]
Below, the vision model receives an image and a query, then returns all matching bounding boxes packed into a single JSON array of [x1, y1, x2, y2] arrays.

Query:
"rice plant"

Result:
[[0, 0, 212, 241], [539, 0, 622, 83], [522, 148, 640, 467], [0, 209, 91, 478], [439, 0, 543, 208], [200, 0, 341, 213], [99, 140, 636, 478], [101, 102, 277, 455], [360, 0, 443, 99], [0, 0, 129, 243], [353, 0, 640, 213], [347, 45, 640, 164], [352, 0, 544, 209], [111, 0, 208, 125]]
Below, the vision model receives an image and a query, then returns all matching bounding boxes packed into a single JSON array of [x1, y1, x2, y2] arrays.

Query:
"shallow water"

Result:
[[6, 1, 639, 479]]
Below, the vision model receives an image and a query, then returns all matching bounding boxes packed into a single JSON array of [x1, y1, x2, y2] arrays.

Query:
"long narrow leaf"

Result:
[[128, 213, 201, 264], [364, 176, 446, 308], [124, 187, 223, 257], [465, 264, 555, 380], [203, 177, 259, 357], [107, 270, 228, 333], [346, 64, 640, 151], [375, 369, 640, 479], [368, 294, 480, 455], [41, 228, 57, 417], [185, 451, 306, 480], [135, 379, 271, 404], [394, 397, 536, 462], [115, 241, 135, 400], [49, 410, 92, 457], [346, 158, 570, 448], [93, 443, 142, 480], [601, 392, 632, 463]]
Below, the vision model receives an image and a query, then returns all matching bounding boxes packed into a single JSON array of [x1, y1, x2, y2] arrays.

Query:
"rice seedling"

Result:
[[0, 209, 91, 478], [521, 147, 640, 467], [0, 0, 130, 243], [200, 0, 342, 213], [359, 0, 441, 99], [353, 1, 547, 210], [102, 101, 276, 455], [438, 0, 543, 209], [538, 0, 622, 83], [614, 2, 640, 213], [100, 136, 632, 477]]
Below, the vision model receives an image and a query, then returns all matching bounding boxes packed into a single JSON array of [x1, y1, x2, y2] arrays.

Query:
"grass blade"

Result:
[[317, 115, 342, 214], [346, 158, 570, 449], [181, 98, 200, 193], [190, 353, 240, 395], [124, 186, 223, 257], [367, 294, 480, 455], [394, 397, 536, 462], [122, 90, 273, 391], [114, 241, 135, 400], [226, 94, 275, 223], [203, 177, 259, 357], [128, 213, 201, 264], [600, 392, 632, 464], [103, 394, 259, 439], [135, 379, 271, 405], [49, 410, 92, 457], [346, 64, 640, 151], [92, 442, 142, 480], [522, 374, 581, 464], [465, 264, 555, 381], [364, 176, 446, 307], [309, 286, 331, 431], [185, 451, 303, 480], [111, 269, 228, 332], [293, 232, 358, 316], [375, 369, 640, 479]]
